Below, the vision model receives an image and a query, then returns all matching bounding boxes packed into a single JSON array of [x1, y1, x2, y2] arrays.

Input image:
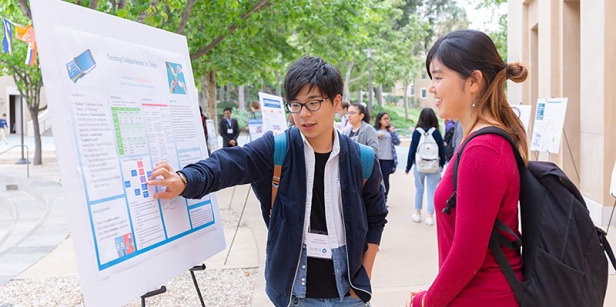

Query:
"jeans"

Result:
[[413, 165, 441, 214], [291, 295, 369, 306]]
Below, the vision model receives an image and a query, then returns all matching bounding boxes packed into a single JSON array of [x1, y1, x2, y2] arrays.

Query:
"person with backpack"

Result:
[[406, 29, 529, 307], [404, 108, 445, 226], [148, 56, 388, 307]]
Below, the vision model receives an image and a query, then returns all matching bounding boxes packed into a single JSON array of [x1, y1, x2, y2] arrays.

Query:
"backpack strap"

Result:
[[270, 134, 374, 211], [445, 126, 527, 303], [443, 126, 524, 215], [357, 143, 374, 187], [271, 132, 287, 208]]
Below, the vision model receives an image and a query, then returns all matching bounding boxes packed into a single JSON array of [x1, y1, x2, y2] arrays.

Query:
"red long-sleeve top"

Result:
[[413, 133, 523, 307]]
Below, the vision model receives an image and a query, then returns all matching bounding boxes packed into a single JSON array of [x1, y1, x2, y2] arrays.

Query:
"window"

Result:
[[421, 88, 427, 99], [421, 71, 427, 80], [410, 84, 415, 95]]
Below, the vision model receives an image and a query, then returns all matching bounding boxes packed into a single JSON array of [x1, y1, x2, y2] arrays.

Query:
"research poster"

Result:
[[259, 92, 288, 135], [31, 1, 225, 306], [530, 98, 568, 153], [511, 104, 532, 133]]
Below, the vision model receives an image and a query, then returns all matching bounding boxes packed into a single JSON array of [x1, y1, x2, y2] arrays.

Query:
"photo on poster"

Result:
[[66, 49, 96, 83], [165, 62, 187, 94]]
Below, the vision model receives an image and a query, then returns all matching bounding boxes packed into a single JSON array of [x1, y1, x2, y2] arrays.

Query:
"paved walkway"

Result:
[[1, 133, 616, 306]]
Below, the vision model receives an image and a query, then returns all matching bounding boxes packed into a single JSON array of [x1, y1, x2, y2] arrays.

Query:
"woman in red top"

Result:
[[407, 29, 529, 307]]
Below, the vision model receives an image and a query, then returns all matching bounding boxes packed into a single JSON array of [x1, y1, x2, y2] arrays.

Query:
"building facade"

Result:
[[0, 75, 50, 137], [508, 0, 615, 225]]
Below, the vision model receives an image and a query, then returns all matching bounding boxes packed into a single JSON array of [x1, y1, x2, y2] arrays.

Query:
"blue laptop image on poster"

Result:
[[66, 49, 96, 83]]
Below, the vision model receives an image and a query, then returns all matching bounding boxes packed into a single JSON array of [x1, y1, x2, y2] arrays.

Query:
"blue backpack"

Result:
[[270, 132, 374, 208]]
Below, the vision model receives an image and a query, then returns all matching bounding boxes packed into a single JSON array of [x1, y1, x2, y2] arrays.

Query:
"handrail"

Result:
[[0, 144, 30, 178]]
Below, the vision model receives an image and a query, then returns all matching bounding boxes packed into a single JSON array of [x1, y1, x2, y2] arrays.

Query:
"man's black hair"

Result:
[[284, 56, 343, 103], [223, 107, 232, 112]]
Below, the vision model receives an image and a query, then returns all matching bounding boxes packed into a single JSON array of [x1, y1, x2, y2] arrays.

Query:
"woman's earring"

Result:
[[472, 103, 476, 107]]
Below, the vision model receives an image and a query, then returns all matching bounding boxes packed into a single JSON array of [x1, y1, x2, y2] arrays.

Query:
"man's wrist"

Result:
[[176, 171, 188, 187]]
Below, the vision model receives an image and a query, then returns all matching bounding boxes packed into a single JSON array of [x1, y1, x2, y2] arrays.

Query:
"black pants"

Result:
[[379, 159, 395, 202]]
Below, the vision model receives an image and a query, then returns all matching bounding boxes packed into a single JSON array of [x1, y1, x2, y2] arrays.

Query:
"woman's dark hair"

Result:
[[284, 56, 343, 104], [350, 103, 370, 123], [426, 29, 529, 163], [374, 112, 389, 130], [415, 108, 439, 130]]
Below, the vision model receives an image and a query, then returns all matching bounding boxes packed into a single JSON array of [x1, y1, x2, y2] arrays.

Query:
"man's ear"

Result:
[[468, 70, 483, 94], [333, 94, 342, 112]]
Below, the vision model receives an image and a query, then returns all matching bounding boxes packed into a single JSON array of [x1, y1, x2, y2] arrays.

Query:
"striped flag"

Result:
[[15, 24, 36, 66], [2, 18, 12, 55]]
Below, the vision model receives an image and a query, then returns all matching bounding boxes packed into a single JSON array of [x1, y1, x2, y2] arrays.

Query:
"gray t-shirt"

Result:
[[376, 129, 393, 160]]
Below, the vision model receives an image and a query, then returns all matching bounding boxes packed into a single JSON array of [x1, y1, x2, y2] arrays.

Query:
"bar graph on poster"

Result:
[[31, 1, 225, 306]]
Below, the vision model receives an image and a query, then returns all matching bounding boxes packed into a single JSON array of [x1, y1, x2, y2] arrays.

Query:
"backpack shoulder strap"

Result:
[[271, 132, 287, 208], [427, 127, 436, 135], [443, 126, 524, 215], [357, 143, 374, 187]]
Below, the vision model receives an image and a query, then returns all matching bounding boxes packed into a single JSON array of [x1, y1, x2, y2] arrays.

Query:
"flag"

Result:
[[2, 18, 12, 55], [15, 24, 36, 66]]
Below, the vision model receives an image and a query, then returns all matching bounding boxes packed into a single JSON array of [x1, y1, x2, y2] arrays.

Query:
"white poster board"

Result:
[[248, 117, 264, 140], [511, 104, 532, 133], [530, 98, 568, 153], [31, 1, 225, 306], [258, 92, 288, 135]]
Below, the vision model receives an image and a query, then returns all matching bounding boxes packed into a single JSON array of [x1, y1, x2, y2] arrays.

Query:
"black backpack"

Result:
[[444, 126, 616, 307]]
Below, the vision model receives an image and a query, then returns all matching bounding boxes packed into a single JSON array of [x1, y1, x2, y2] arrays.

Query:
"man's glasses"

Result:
[[286, 97, 328, 113]]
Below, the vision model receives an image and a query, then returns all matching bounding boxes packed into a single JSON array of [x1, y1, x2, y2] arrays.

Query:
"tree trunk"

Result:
[[203, 71, 217, 128], [238, 85, 245, 110], [343, 61, 353, 103], [357, 89, 362, 105], [225, 85, 231, 103], [219, 84, 225, 101], [31, 109, 42, 165], [275, 72, 282, 97], [376, 85, 383, 108], [403, 81, 409, 119]]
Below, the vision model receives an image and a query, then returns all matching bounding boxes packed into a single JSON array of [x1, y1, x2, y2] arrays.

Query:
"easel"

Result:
[[139, 263, 207, 306], [225, 185, 253, 265]]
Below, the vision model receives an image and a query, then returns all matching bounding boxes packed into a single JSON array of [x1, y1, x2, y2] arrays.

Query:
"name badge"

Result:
[[306, 232, 331, 259], [227, 128, 233, 134]]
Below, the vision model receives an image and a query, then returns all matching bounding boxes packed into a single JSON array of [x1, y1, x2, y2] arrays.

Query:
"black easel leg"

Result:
[[190, 264, 207, 307], [140, 285, 166, 307]]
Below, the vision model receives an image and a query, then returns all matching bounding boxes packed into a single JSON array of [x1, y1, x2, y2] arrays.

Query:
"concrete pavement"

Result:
[[1, 133, 616, 306]]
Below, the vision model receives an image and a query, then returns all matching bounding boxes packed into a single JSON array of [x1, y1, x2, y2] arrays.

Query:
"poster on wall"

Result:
[[530, 97, 568, 153], [258, 92, 288, 135], [31, 1, 225, 306], [511, 104, 532, 133]]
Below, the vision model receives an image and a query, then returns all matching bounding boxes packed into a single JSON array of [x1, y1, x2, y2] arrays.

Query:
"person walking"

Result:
[[374, 111, 400, 204], [0, 114, 8, 145], [149, 56, 388, 307], [218, 107, 239, 147], [405, 108, 445, 226], [407, 29, 529, 307], [343, 103, 379, 155]]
